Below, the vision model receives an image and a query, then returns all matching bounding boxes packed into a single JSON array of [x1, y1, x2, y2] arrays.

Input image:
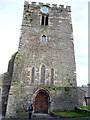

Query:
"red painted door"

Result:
[[34, 92, 48, 113]]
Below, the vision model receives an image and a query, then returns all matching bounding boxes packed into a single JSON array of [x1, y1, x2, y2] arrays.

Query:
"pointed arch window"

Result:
[[42, 35, 46, 42], [31, 67, 34, 83], [41, 65, 45, 84], [51, 69, 54, 85]]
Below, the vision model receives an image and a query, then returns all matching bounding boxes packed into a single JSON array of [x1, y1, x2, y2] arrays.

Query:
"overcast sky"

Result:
[[0, 0, 88, 86]]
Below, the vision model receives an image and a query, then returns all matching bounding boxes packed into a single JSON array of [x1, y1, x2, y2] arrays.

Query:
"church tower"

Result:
[[4, 1, 78, 117], [18, 1, 77, 87]]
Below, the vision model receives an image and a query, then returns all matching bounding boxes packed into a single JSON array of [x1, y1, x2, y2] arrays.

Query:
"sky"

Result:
[[0, 0, 88, 86]]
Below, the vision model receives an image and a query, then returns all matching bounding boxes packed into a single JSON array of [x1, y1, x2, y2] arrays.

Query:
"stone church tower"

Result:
[[2, 1, 78, 117]]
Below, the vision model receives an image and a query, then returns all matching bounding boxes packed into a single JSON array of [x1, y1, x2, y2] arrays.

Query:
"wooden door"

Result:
[[34, 92, 48, 113]]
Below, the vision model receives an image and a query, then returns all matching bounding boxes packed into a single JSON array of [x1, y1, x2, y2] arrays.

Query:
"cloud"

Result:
[[1, 0, 88, 5], [0, 0, 24, 3], [73, 20, 88, 57], [73, 21, 88, 36], [0, 26, 20, 74], [76, 65, 88, 86], [73, 20, 88, 86]]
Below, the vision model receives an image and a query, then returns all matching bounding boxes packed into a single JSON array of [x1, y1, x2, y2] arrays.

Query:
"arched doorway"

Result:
[[33, 88, 50, 113]]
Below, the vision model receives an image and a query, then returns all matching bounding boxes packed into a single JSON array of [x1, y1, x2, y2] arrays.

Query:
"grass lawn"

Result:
[[78, 105, 90, 110], [53, 111, 90, 118]]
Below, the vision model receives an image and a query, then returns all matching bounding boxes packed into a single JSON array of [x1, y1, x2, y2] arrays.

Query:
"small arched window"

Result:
[[51, 69, 54, 85], [31, 67, 34, 83], [41, 65, 45, 84], [42, 35, 46, 42]]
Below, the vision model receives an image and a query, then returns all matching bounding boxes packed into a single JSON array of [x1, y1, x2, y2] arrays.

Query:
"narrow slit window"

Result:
[[42, 35, 46, 42], [51, 69, 54, 85], [42, 16, 44, 25], [45, 16, 48, 25], [41, 65, 45, 84], [41, 15, 49, 26], [31, 67, 34, 83]]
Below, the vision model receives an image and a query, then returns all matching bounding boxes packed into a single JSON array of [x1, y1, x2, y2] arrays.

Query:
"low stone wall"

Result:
[[78, 88, 86, 105], [50, 112, 76, 118], [50, 107, 90, 118], [85, 97, 90, 105], [75, 107, 90, 113]]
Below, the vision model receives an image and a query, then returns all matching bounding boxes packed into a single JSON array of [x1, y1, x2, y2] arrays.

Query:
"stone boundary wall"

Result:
[[50, 112, 76, 118], [78, 88, 86, 105], [75, 107, 90, 113]]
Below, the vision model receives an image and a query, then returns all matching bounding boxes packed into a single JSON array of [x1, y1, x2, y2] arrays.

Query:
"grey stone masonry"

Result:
[[1, 1, 80, 118], [18, 1, 77, 87]]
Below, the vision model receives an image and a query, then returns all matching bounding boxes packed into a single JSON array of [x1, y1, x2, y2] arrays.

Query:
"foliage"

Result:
[[64, 87, 70, 91], [16, 107, 29, 113], [66, 74, 73, 86], [9, 115, 12, 119], [13, 80, 16, 83]]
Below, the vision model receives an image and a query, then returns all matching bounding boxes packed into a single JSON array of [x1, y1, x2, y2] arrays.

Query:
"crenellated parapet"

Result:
[[22, 1, 72, 27], [24, 1, 71, 12]]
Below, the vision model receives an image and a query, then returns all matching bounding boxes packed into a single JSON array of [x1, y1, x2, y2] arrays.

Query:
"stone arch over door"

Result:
[[32, 88, 50, 113]]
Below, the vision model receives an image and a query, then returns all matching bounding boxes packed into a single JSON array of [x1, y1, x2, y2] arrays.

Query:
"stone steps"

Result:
[[16, 112, 54, 118]]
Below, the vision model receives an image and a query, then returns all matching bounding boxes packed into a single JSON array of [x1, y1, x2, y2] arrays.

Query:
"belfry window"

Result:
[[41, 65, 45, 84], [41, 15, 48, 26], [41, 6, 49, 25], [42, 35, 46, 42], [42, 16, 44, 25], [31, 67, 34, 83], [45, 16, 48, 25], [51, 69, 54, 85]]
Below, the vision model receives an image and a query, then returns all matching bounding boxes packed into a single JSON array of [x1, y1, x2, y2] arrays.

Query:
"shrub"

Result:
[[16, 107, 29, 113]]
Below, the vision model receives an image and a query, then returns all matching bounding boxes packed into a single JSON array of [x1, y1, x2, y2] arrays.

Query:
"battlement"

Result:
[[24, 1, 71, 12], [52, 4, 57, 7]]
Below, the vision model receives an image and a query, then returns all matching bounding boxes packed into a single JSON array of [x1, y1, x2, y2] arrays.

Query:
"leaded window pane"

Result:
[[31, 67, 34, 83], [51, 69, 54, 85], [41, 65, 45, 83], [42, 35, 46, 42]]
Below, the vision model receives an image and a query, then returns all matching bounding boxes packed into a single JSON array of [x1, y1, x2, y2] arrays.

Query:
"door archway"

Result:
[[33, 88, 50, 113]]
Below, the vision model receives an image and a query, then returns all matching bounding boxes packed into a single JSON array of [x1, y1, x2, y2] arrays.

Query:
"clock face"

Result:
[[41, 6, 50, 14]]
